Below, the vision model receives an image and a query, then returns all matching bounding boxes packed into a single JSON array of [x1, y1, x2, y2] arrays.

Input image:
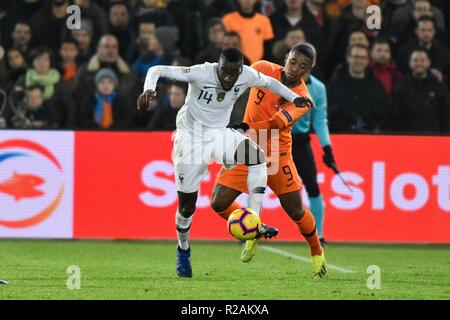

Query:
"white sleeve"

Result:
[[245, 66, 299, 103], [143, 64, 206, 92]]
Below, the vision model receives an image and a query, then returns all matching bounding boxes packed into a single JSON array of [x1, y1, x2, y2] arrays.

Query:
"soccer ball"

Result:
[[227, 208, 261, 240]]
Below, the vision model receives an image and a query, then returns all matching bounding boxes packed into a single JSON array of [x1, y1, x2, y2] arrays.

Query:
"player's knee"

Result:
[[179, 203, 196, 217], [211, 197, 229, 213], [288, 207, 305, 222]]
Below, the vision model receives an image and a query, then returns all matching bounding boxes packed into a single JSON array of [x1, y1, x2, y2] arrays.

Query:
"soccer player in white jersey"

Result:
[[137, 48, 314, 278]]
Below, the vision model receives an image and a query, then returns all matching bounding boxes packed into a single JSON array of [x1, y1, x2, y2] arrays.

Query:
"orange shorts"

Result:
[[215, 154, 302, 196]]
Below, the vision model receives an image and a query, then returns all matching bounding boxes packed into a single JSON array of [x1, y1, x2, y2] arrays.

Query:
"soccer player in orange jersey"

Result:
[[211, 43, 326, 279]]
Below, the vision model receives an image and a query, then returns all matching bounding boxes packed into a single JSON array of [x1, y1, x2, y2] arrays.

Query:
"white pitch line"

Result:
[[260, 245, 356, 274]]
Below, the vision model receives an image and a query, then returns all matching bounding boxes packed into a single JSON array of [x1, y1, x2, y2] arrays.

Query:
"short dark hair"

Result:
[[290, 42, 316, 66], [410, 47, 431, 60], [28, 46, 54, 66], [346, 44, 369, 57], [109, 0, 129, 11], [26, 84, 44, 94], [221, 47, 243, 63], [416, 15, 436, 29], [207, 18, 224, 31], [371, 37, 391, 50], [13, 20, 31, 29], [60, 38, 79, 49]]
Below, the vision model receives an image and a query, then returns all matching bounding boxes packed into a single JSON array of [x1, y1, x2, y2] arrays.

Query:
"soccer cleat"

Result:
[[0, 279, 8, 285], [240, 239, 257, 263], [176, 246, 192, 278], [257, 223, 278, 239], [311, 252, 327, 279]]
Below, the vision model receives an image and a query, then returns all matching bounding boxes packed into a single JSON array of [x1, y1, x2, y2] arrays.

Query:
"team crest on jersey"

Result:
[[217, 92, 226, 102], [234, 87, 240, 95]]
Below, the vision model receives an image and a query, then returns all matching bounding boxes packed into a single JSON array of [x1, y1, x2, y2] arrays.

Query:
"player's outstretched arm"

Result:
[[252, 70, 315, 109], [138, 64, 206, 110]]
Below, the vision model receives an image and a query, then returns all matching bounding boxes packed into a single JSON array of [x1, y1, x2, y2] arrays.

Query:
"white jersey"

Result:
[[143, 62, 300, 134]]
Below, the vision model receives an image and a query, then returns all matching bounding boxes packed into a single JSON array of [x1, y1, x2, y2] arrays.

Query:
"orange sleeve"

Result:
[[247, 104, 310, 130], [262, 16, 274, 41], [251, 60, 274, 76]]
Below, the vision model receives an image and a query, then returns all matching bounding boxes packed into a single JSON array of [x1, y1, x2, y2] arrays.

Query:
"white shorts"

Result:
[[173, 128, 248, 193]]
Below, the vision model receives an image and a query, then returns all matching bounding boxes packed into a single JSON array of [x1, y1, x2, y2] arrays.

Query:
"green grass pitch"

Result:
[[1, 240, 449, 300]]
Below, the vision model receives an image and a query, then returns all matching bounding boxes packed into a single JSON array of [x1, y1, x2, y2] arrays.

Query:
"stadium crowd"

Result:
[[0, 0, 449, 133]]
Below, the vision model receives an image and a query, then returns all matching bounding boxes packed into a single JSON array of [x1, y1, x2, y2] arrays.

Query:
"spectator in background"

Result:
[[348, 30, 370, 48], [328, 44, 388, 132], [369, 38, 403, 97], [270, 0, 323, 59], [324, 0, 380, 18], [222, 0, 274, 64], [108, 1, 135, 59], [3, 48, 28, 92], [10, 84, 54, 129], [325, 0, 372, 77], [133, 26, 179, 79], [133, 0, 174, 29], [9, 21, 32, 56], [29, 0, 71, 54], [392, 49, 450, 133], [75, 35, 139, 109], [58, 38, 79, 89], [397, 16, 450, 87], [195, 18, 225, 64], [271, 27, 305, 65], [78, 68, 131, 129], [18, 46, 76, 128], [74, 0, 109, 46], [197, 0, 234, 44], [72, 19, 95, 66], [147, 80, 187, 131], [166, 0, 198, 59], [221, 32, 251, 65], [126, 15, 157, 64], [389, 0, 446, 47]]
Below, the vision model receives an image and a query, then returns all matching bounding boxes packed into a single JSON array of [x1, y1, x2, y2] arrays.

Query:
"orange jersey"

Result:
[[222, 12, 274, 64], [244, 60, 311, 158]]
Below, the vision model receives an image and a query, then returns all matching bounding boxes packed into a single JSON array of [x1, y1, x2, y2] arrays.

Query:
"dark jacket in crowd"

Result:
[[29, 6, 67, 54], [269, 3, 323, 52], [14, 75, 76, 129], [147, 106, 180, 131], [78, 93, 132, 129], [392, 73, 450, 133], [328, 65, 389, 132]]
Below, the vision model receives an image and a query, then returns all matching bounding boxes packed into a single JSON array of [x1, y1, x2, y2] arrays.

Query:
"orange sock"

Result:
[[216, 201, 242, 221], [293, 208, 323, 256]]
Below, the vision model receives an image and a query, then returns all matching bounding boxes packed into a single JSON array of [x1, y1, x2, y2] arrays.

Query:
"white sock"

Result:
[[175, 209, 193, 250], [247, 163, 267, 215]]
